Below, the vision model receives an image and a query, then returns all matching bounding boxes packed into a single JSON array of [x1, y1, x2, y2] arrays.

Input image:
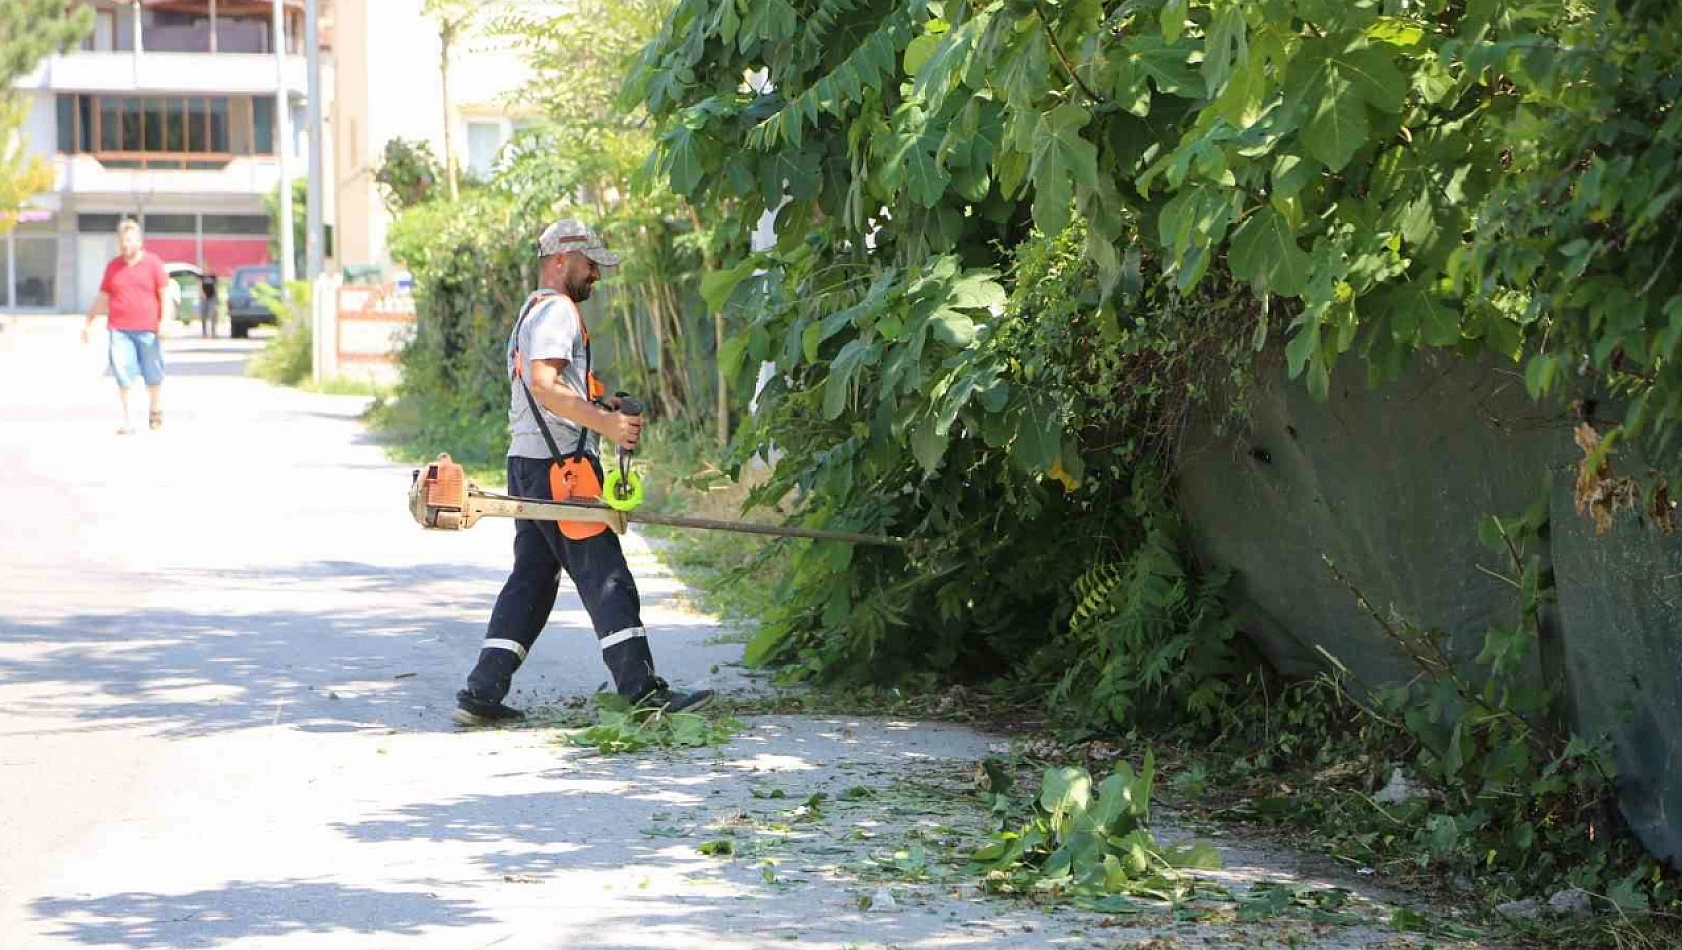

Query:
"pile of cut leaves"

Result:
[[974, 752, 1221, 908], [561, 693, 740, 754]]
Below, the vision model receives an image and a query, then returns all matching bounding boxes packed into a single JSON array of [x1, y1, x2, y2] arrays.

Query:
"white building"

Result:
[[332, 0, 539, 272], [7, 0, 550, 312], [8, 0, 322, 313]]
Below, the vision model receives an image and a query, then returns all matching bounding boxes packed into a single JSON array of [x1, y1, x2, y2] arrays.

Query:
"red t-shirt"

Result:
[[101, 252, 167, 332]]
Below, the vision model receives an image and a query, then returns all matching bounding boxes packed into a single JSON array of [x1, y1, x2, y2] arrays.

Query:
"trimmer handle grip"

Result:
[[613, 392, 642, 463]]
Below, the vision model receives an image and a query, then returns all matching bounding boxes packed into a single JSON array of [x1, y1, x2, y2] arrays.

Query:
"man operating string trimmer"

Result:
[[453, 218, 713, 727]]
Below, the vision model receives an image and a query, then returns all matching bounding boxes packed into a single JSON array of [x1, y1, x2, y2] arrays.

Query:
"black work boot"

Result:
[[453, 689, 527, 727], [633, 677, 714, 714]]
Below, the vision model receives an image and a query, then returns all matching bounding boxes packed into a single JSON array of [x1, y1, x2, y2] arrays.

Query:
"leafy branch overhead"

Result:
[[631, 0, 1682, 433], [619, 0, 1682, 700]]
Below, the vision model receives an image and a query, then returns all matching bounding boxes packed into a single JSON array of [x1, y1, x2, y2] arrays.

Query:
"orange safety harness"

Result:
[[511, 289, 611, 540]]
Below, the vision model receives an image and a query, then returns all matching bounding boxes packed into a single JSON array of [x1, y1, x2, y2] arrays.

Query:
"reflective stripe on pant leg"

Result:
[[598, 628, 654, 700], [482, 638, 528, 661], [598, 627, 646, 651]]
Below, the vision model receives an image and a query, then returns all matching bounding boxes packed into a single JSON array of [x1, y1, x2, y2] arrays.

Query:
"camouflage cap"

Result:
[[537, 218, 622, 266]]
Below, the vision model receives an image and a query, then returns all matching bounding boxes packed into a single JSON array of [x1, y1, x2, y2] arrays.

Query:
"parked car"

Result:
[[227, 265, 281, 339], [165, 262, 204, 323]]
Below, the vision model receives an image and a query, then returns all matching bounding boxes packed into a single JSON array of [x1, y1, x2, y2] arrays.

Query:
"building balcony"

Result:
[[18, 50, 306, 98], [53, 153, 285, 199]]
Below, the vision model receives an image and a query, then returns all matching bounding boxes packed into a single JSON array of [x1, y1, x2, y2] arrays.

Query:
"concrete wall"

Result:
[[1175, 351, 1682, 864]]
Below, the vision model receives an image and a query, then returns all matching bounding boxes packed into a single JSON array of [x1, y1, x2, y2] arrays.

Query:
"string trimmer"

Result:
[[408, 453, 905, 548]]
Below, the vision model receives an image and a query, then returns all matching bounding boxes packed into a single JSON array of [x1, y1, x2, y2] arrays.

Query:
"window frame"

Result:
[[75, 94, 275, 169]]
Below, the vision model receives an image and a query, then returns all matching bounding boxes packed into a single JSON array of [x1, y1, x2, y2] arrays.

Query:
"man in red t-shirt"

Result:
[[82, 220, 172, 433]]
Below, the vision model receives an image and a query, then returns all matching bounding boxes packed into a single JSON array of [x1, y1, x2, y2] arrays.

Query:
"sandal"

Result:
[[148, 409, 163, 431]]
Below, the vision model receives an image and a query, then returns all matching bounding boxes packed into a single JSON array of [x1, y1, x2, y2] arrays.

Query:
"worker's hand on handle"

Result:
[[610, 393, 645, 455], [603, 409, 643, 450]]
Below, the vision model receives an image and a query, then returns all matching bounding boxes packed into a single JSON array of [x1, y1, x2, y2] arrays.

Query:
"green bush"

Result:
[[711, 222, 1257, 709], [630, 0, 1682, 697], [246, 279, 312, 387]]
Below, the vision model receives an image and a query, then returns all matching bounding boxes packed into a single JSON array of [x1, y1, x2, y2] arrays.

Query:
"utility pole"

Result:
[[131, 1, 142, 79], [304, 0, 323, 279], [272, 0, 295, 284]]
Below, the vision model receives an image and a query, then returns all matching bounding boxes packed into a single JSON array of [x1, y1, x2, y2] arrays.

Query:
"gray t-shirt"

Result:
[[507, 291, 600, 459]]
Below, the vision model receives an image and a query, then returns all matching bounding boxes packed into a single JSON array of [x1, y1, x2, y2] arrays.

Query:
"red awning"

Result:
[[201, 238, 270, 276], [147, 237, 270, 276]]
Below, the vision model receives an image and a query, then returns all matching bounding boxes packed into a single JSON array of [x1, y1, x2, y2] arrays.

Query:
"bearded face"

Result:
[[561, 253, 600, 302]]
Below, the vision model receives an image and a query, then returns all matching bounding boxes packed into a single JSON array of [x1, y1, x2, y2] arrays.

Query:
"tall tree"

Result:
[[422, 0, 483, 201], [0, 0, 93, 230]]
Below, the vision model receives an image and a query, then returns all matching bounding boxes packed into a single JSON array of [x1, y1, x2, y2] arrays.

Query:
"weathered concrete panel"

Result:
[[1176, 351, 1682, 863], [1550, 458, 1682, 864]]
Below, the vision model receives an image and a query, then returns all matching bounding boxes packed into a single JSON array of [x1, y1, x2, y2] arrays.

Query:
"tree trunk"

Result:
[[714, 304, 728, 443], [617, 291, 649, 401], [645, 280, 663, 378], [645, 279, 679, 415], [661, 282, 688, 416], [439, 20, 459, 200], [687, 208, 729, 445]]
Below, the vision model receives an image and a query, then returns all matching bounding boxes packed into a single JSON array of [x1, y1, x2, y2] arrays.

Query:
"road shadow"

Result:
[[0, 605, 466, 737], [30, 880, 493, 948], [0, 559, 685, 738], [165, 342, 261, 357], [161, 357, 253, 378], [330, 717, 990, 876]]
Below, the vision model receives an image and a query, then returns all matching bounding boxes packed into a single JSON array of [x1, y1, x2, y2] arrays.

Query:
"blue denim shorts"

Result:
[[110, 329, 165, 387]]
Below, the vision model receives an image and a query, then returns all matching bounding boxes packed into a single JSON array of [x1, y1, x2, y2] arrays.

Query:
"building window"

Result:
[[120, 97, 142, 151], [82, 9, 117, 51], [144, 98, 164, 151], [202, 215, 272, 236], [210, 97, 231, 153], [78, 214, 127, 233], [146, 214, 198, 235], [216, 12, 275, 54], [186, 98, 208, 152], [466, 120, 504, 179], [12, 237, 59, 309], [143, 9, 213, 53], [112, 4, 136, 52], [253, 97, 274, 155], [165, 98, 186, 152], [56, 96, 75, 153], [56, 95, 276, 168]]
